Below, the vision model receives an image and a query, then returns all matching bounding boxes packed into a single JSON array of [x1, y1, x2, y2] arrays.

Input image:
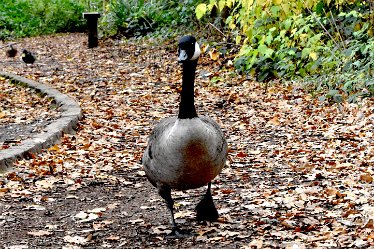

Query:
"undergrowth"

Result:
[[0, 0, 86, 40], [196, 0, 374, 102], [99, 0, 200, 38]]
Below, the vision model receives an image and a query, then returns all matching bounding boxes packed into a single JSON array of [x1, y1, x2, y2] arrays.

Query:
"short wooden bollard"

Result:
[[83, 12, 101, 48]]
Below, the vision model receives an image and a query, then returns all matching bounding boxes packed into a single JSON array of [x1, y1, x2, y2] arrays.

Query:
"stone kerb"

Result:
[[0, 72, 82, 172]]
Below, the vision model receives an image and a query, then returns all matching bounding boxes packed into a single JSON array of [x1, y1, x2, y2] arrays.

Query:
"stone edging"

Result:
[[0, 72, 82, 172]]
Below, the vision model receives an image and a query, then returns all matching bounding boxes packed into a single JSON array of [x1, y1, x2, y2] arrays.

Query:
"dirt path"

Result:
[[0, 33, 373, 248]]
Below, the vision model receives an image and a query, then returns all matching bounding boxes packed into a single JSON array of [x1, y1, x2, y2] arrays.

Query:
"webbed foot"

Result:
[[165, 226, 193, 239], [196, 182, 219, 221]]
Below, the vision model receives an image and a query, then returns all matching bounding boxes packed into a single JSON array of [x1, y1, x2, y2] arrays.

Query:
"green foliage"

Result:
[[0, 0, 200, 40], [0, 0, 86, 40], [100, 0, 200, 38], [196, 0, 373, 102]]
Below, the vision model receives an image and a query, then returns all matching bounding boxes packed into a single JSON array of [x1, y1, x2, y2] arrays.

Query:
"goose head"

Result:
[[178, 35, 201, 63]]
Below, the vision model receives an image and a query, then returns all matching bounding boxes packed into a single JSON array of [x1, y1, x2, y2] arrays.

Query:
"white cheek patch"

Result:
[[191, 42, 201, 60]]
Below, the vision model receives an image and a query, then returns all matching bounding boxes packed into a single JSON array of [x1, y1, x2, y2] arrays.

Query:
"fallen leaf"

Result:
[[152, 225, 171, 235], [249, 239, 263, 248], [35, 178, 57, 189], [27, 230, 52, 236], [325, 187, 339, 197], [87, 207, 106, 213], [48, 144, 60, 151], [78, 213, 99, 223], [237, 151, 247, 158], [75, 211, 88, 220], [105, 235, 120, 241], [5, 245, 29, 249], [23, 205, 46, 211], [129, 219, 144, 224], [174, 210, 194, 219], [0, 188, 9, 193], [360, 173, 373, 183], [208, 48, 220, 61], [64, 235, 88, 245], [267, 116, 281, 126]]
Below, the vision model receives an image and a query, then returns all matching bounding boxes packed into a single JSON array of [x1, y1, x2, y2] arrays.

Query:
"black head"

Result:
[[178, 35, 201, 63], [21, 49, 35, 64]]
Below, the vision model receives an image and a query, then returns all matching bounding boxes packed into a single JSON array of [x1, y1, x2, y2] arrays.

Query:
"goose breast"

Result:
[[143, 116, 227, 190]]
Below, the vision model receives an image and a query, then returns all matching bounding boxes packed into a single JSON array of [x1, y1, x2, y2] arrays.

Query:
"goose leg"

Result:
[[196, 182, 219, 221], [158, 185, 183, 236]]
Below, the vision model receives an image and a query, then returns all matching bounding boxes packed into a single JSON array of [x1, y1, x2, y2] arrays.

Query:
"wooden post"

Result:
[[83, 12, 101, 48]]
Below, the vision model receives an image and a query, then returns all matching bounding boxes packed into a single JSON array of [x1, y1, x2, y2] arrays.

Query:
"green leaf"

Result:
[[309, 52, 318, 61], [284, 19, 292, 30], [257, 45, 267, 54], [265, 34, 273, 45], [279, 30, 287, 37], [211, 76, 223, 83], [315, 1, 324, 15], [229, 22, 236, 29], [326, 89, 339, 98], [195, 4, 207, 20], [287, 49, 296, 55], [209, 0, 217, 5], [298, 68, 306, 76], [301, 48, 311, 59], [258, 44, 274, 57], [218, 0, 226, 12], [235, 35, 242, 44], [226, 0, 235, 8], [270, 5, 281, 16]]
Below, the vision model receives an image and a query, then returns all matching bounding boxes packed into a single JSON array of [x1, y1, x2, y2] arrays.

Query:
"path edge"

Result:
[[0, 72, 83, 173]]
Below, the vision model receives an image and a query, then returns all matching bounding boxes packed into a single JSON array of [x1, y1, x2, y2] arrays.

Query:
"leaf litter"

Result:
[[0, 33, 373, 248], [0, 77, 61, 149]]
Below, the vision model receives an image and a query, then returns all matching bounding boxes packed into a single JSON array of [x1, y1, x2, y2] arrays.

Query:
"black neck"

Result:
[[178, 60, 198, 119]]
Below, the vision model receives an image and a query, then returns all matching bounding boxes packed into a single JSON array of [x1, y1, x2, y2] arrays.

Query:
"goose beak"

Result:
[[178, 49, 188, 63]]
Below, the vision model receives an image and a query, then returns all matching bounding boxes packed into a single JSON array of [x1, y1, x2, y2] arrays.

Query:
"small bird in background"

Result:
[[6, 44, 18, 58], [21, 49, 36, 65]]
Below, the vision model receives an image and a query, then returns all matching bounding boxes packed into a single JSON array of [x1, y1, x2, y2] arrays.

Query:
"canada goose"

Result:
[[6, 44, 17, 58], [142, 35, 228, 236], [21, 49, 36, 65]]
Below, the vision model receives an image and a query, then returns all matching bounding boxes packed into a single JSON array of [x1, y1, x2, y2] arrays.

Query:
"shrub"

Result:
[[0, 0, 86, 40], [99, 0, 201, 38], [196, 0, 373, 101]]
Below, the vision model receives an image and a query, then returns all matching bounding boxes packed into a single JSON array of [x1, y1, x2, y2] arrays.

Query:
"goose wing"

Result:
[[199, 115, 227, 157], [142, 117, 177, 184]]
